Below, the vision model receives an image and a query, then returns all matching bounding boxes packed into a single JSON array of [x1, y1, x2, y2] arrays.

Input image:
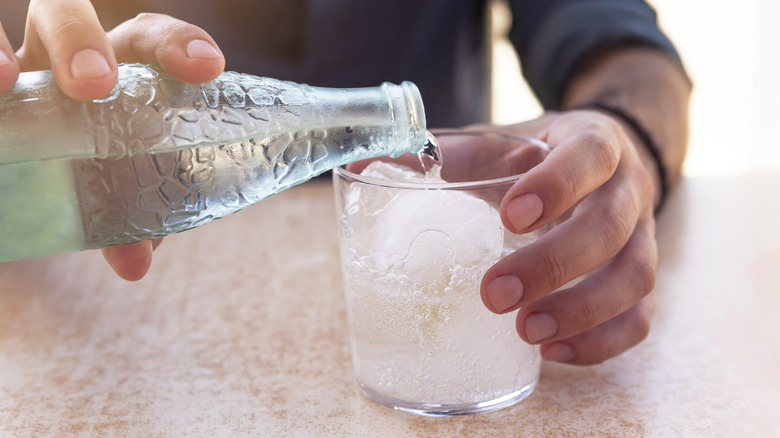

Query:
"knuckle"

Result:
[[588, 337, 612, 365], [636, 160, 656, 196], [128, 12, 204, 43], [133, 12, 162, 23], [539, 250, 568, 290], [556, 166, 580, 205], [635, 297, 655, 338], [575, 299, 654, 365], [604, 208, 635, 247], [129, 13, 176, 33], [599, 203, 635, 253], [50, 16, 94, 39], [543, 163, 580, 208], [627, 306, 653, 347], [635, 297, 654, 325], [576, 300, 602, 330], [578, 128, 620, 175], [630, 257, 657, 298], [578, 199, 635, 259], [634, 312, 652, 342]]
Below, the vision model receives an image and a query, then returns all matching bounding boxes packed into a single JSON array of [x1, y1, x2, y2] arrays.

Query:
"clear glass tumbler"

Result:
[[333, 129, 552, 416]]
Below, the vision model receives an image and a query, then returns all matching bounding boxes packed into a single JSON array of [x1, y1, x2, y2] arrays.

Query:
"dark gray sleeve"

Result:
[[507, 0, 685, 109]]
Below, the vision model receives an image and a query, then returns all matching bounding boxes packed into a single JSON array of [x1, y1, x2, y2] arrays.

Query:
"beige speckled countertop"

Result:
[[1, 174, 779, 437]]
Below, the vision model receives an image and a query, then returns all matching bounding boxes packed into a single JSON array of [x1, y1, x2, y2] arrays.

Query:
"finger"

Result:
[[18, 0, 117, 100], [516, 215, 657, 345], [108, 13, 224, 84], [500, 112, 623, 233], [539, 295, 654, 365], [101, 241, 154, 282], [481, 167, 644, 312], [0, 22, 21, 92]]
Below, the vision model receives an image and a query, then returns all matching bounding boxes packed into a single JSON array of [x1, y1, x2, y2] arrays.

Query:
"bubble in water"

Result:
[[342, 145, 542, 405]]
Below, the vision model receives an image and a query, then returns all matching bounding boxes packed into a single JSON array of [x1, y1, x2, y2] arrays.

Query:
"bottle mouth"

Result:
[[400, 81, 426, 153], [401, 81, 426, 137]]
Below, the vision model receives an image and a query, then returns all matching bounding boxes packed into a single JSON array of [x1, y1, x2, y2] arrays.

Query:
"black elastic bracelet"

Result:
[[574, 101, 669, 214]]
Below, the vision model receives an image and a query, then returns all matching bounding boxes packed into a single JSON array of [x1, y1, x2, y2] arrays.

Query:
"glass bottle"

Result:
[[0, 64, 426, 262]]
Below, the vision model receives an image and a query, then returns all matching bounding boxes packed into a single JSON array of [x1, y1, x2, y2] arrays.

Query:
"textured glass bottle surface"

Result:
[[0, 64, 426, 262]]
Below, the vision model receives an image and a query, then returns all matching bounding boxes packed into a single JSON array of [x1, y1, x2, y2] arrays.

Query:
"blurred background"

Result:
[[490, 0, 780, 177], [2, 1, 776, 177]]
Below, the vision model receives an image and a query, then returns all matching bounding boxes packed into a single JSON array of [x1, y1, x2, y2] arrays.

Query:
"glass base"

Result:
[[357, 379, 538, 417]]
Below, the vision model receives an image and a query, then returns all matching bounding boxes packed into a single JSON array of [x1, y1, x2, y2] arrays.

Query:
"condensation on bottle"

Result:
[[0, 64, 427, 262]]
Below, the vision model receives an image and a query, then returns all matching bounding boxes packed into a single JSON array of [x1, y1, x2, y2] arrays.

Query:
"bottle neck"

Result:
[[300, 80, 427, 158]]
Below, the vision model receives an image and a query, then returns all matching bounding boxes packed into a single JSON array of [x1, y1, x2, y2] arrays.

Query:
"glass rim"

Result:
[[333, 129, 552, 190]]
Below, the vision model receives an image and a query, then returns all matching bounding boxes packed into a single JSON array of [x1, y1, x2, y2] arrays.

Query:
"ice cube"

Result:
[[345, 161, 430, 221], [372, 188, 503, 271], [360, 160, 426, 182], [349, 162, 504, 277]]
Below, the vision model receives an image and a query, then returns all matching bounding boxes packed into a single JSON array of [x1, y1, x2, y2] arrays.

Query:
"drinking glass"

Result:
[[333, 129, 552, 416]]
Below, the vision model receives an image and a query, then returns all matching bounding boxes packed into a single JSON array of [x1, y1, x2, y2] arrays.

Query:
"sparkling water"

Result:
[[339, 143, 540, 406]]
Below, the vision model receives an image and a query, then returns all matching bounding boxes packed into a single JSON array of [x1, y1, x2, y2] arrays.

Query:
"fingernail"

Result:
[[186, 39, 222, 59], [542, 342, 575, 362], [486, 275, 524, 312], [526, 312, 558, 342], [506, 193, 543, 231], [0, 51, 11, 66], [70, 49, 111, 79]]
